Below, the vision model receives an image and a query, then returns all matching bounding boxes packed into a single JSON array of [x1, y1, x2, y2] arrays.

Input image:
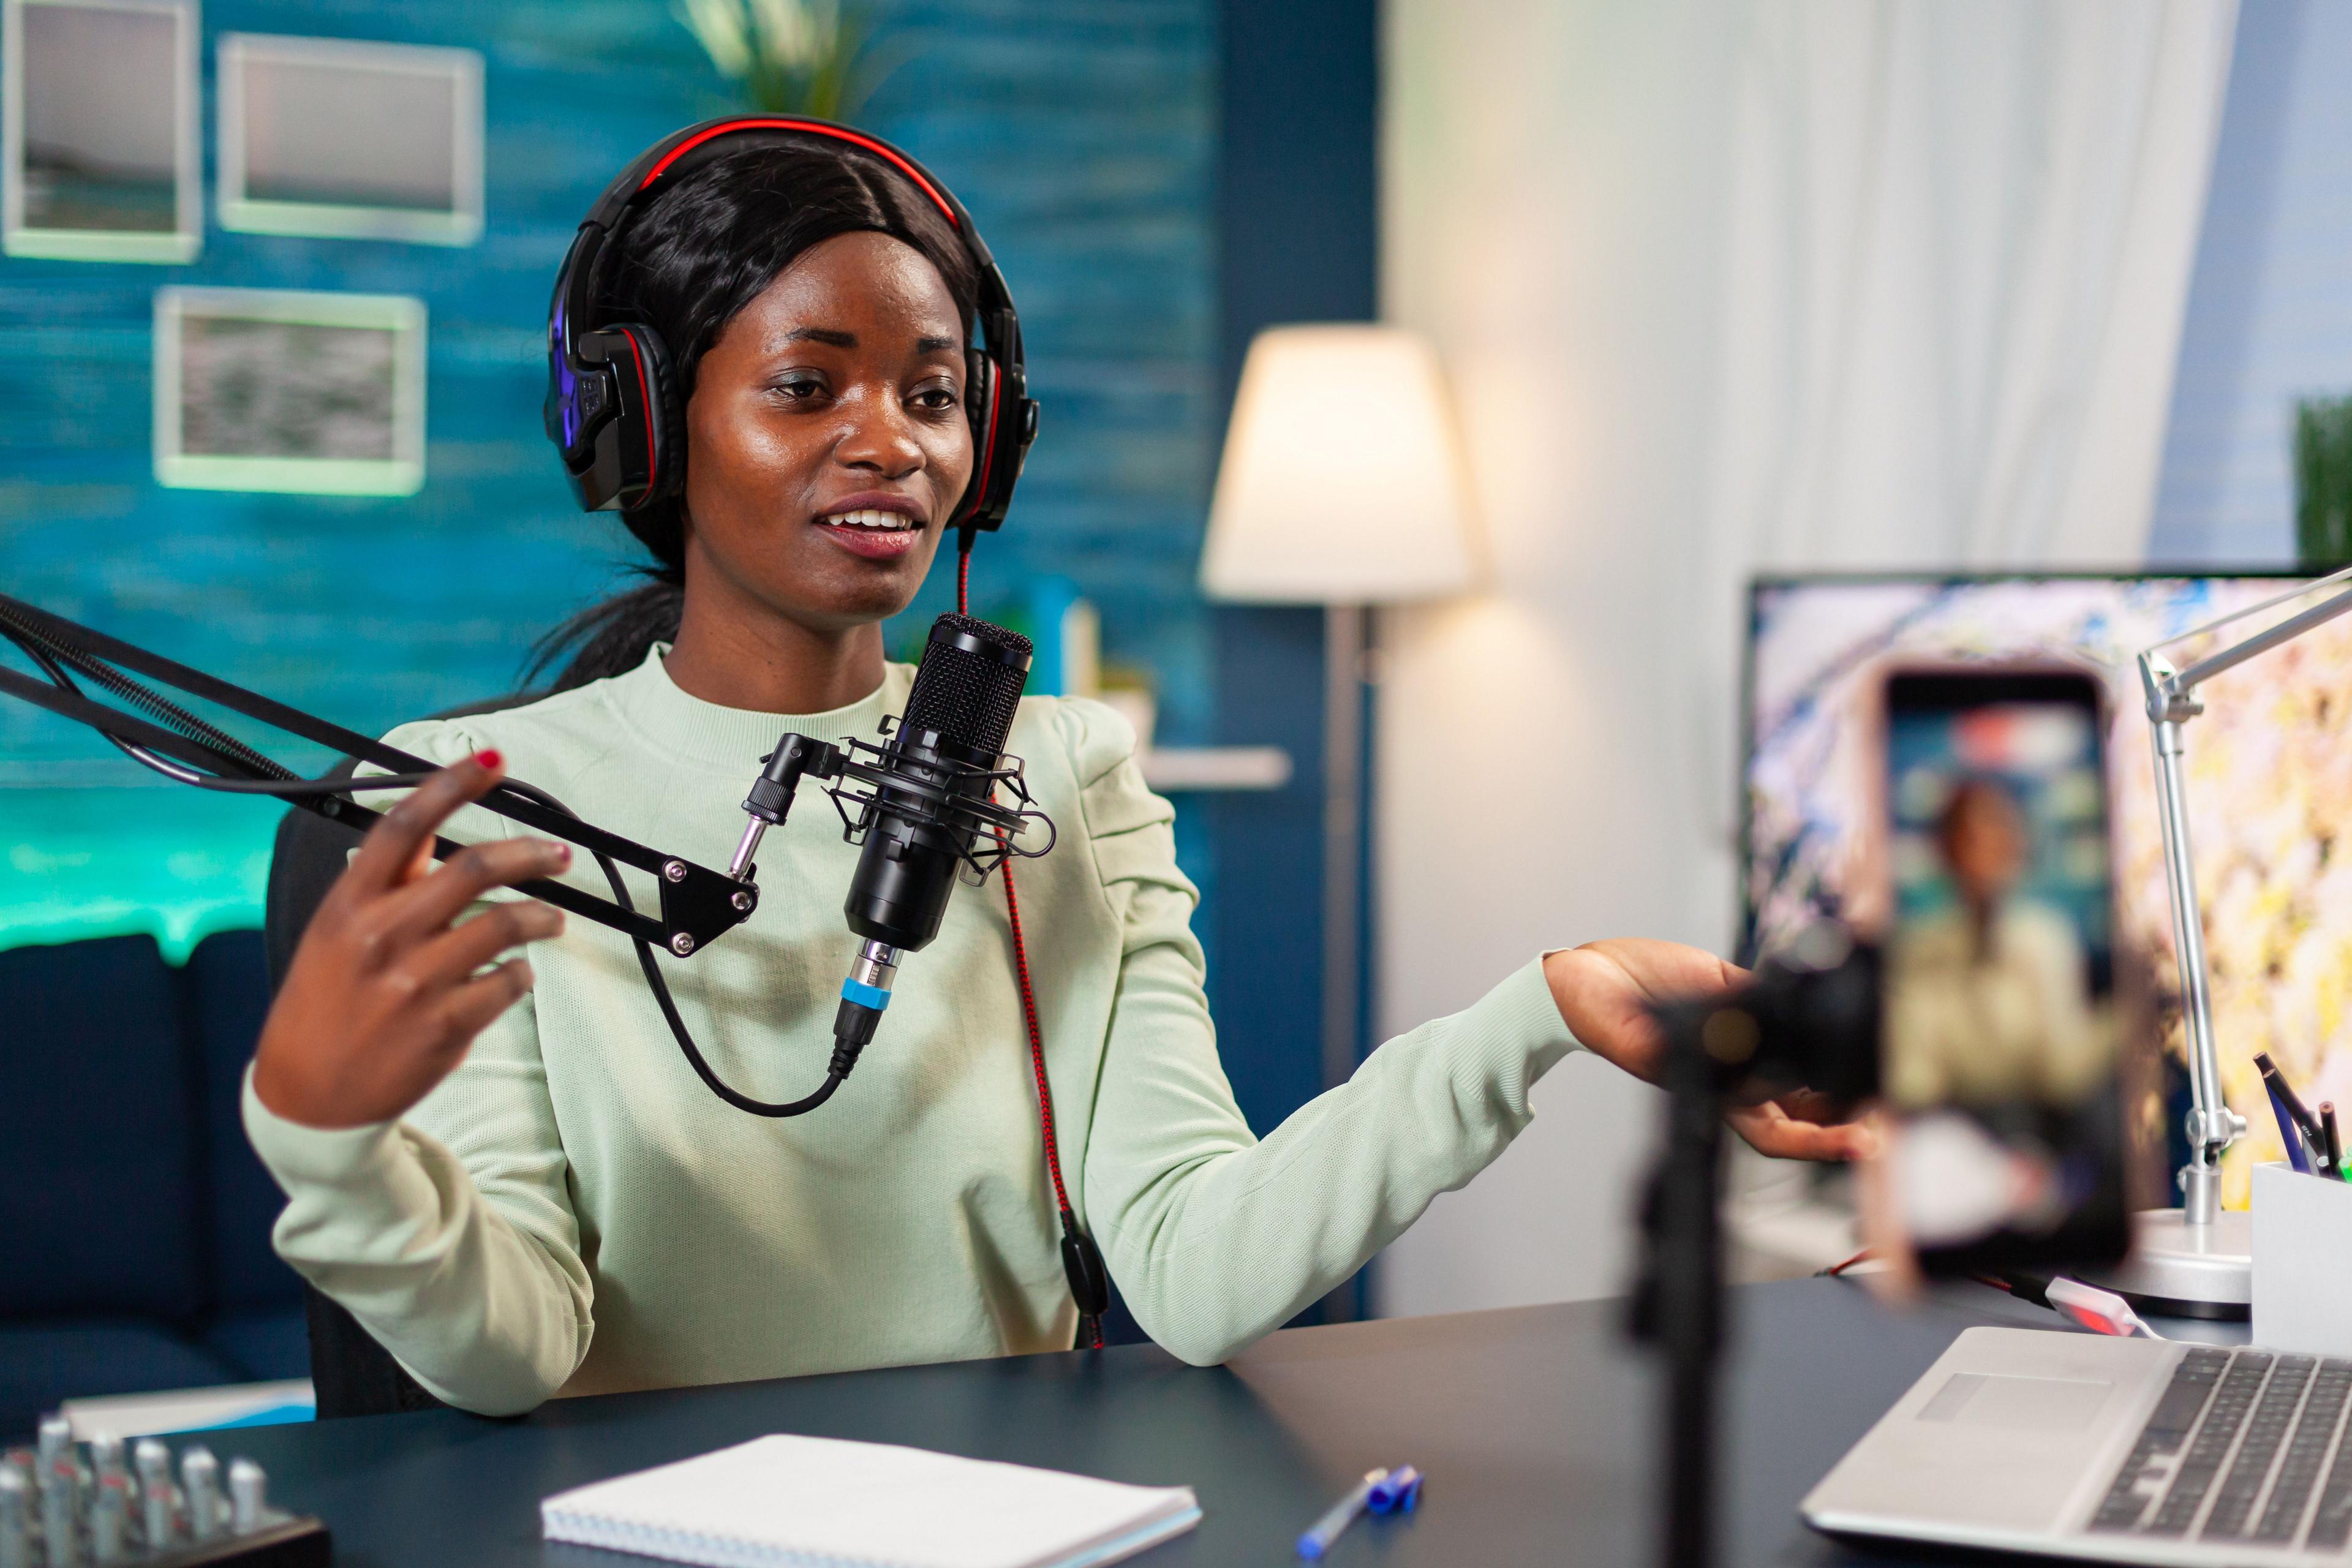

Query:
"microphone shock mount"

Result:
[[731, 722, 1056, 1062]]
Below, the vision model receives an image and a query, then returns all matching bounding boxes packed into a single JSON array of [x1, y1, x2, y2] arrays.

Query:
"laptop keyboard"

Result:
[[2090, 1347, 2352, 1550]]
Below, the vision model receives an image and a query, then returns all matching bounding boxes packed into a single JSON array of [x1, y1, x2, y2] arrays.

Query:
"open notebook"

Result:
[[541, 1434, 1202, 1568]]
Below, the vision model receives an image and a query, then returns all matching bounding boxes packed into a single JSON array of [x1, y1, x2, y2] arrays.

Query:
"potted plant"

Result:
[[672, 0, 900, 121], [2294, 393, 2352, 570]]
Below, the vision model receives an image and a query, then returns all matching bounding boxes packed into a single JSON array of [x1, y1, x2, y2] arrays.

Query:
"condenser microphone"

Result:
[[733, 612, 1044, 1072], [846, 613, 1033, 949]]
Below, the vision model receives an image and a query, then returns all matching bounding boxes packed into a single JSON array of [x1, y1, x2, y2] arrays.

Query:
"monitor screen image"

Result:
[[1743, 573, 2352, 1204]]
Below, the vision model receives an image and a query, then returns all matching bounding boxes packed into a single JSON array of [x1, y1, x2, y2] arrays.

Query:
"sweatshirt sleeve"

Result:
[[240, 718, 593, 1415], [1062, 700, 1582, 1366]]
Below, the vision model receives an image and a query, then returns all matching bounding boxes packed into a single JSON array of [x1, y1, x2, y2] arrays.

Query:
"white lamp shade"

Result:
[[1199, 325, 1476, 604]]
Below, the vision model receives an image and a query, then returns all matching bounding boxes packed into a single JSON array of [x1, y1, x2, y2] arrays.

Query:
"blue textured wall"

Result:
[[0, 0, 1217, 957]]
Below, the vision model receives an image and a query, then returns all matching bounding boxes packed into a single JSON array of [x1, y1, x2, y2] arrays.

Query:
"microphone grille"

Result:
[[903, 613, 1033, 756]]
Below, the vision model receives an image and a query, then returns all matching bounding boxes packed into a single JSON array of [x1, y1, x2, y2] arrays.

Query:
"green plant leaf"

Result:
[[2296, 394, 2352, 570], [669, 0, 906, 120]]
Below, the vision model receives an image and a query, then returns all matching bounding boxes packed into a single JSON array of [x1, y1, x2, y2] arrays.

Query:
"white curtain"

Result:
[[1375, 0, 2237, 1318], [1704, 1, 2237, 575]]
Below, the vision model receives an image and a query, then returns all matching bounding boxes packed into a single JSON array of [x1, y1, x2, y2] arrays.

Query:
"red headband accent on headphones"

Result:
[[636, 119, 960, 228], [619, 330, 658, 493]]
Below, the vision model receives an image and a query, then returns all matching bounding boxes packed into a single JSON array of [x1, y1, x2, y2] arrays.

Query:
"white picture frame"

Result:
[[217, 33, 484, 246], [2, 0, 201, 263], [154, 287, 427, 496]]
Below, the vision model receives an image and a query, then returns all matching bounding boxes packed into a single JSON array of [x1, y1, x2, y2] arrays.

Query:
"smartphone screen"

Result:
[[1882, 669, 2132, 1275]]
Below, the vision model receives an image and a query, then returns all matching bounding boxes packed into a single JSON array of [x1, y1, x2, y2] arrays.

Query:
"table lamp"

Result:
[[2092, 565, 2352, 1314], [1199, 324, 1477, 1093]]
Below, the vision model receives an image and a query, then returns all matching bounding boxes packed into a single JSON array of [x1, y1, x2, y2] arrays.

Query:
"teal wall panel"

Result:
[[0, 0, 1216, 957]]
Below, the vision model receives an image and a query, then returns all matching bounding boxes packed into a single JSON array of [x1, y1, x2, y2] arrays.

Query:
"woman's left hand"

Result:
[[1542, 939, 1879, 1162]]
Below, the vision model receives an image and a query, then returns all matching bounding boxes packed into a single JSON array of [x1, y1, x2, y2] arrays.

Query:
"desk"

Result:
[[204, 1278, 2210, 1566]]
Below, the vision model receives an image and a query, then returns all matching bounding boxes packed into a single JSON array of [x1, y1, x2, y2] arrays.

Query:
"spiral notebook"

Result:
[[540, 1434, 1201, 1568]]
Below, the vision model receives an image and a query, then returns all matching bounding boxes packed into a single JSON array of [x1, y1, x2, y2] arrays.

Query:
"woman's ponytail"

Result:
[[523, 568, 685, 693]]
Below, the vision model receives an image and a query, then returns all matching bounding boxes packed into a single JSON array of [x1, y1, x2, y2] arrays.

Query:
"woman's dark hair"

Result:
[[526, 140, 980, 692]]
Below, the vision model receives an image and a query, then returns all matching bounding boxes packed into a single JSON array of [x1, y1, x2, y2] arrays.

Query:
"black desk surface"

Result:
[[205, 1278, 2211, 1567]]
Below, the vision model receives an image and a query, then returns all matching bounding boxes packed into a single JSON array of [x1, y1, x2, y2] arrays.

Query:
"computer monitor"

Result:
[[1741, 572, 2342, 1199]]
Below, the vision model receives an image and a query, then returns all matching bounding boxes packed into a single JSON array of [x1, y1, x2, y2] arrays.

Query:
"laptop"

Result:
[[1804, 1329, 2352, 1562]]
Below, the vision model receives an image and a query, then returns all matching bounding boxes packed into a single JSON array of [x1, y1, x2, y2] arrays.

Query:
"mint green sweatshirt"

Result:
[[241, 647, 1582, 1415]]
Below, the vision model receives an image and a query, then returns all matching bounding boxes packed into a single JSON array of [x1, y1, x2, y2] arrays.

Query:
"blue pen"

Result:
[[2258, 1053, 2331, 1174], [2267, 1083, 2314, 1174], [1368, 1464, 1423, 1514], [1297, 1469, 1387, 1559]]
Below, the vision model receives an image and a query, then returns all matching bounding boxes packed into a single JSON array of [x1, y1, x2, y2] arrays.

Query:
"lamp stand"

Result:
[[2083, 688, 2251, 1316], [1317, 603, 1366, 1325], [1323, 603, 1363, 1095]]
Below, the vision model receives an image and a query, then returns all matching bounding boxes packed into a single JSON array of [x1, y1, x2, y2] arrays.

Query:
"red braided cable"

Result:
[[1004, 864, 1099, 1348], [1001, 862, 1075, 1216], [960, 540, 1102, 1350]]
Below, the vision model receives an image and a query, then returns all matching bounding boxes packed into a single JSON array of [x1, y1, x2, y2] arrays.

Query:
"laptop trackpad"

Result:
[[1918, 1373, 2112, 1433]]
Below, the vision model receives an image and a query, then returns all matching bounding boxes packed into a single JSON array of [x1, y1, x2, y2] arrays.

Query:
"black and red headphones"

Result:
[[543, 116, 1039, 535]]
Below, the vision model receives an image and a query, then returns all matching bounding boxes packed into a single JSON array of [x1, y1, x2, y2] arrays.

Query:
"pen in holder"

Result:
[[2271, 1088, 2316, 1175], [2256, 1053, 2331, 1177], [2253, 1161, 2352, 1357]]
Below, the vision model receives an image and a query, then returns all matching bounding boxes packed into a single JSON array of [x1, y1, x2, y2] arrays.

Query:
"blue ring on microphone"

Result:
[[840, 977, 892, 1012]]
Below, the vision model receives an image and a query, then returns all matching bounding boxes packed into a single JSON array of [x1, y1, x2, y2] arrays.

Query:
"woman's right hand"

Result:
[[251, 750, 570, 1129]]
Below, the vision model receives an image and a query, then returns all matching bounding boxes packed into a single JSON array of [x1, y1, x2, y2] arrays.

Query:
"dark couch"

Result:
[[0, 929, 306, 1436]]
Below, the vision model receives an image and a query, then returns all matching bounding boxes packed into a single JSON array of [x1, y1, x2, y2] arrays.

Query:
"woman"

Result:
[[244, 131, 1864, 1417]]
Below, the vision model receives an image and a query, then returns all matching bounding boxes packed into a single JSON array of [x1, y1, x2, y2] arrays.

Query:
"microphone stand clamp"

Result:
[[728, 726, 1056, 883]]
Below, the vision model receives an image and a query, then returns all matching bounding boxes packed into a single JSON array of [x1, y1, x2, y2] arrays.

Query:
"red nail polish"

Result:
[[555, 844, 572, 865], [474, 748, 502, 769]]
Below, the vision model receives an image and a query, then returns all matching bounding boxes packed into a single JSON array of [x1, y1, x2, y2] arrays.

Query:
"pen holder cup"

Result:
[[2254, 1161, 2352, 1355]]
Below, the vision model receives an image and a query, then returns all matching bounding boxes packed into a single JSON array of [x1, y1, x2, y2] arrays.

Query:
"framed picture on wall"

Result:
[[154, 287, 427, 496], [1, 0, 200, 263], [217, 34, 484, 246]]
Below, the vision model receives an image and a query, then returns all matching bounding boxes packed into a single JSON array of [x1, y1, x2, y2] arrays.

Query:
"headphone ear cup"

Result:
[[569, 323, 683, 513], [621, 323, 685, 508], [957, 348, 998, 525], [956, 351, 1035, 534]]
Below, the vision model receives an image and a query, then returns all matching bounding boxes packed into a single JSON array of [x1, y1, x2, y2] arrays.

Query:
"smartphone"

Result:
[[1879, 668, 2134, 1276]]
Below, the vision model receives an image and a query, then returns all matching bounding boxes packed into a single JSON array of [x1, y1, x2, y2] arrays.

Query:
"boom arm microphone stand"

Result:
[[0, 592, 1055, 1120], [0, 591, 760, 955]]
